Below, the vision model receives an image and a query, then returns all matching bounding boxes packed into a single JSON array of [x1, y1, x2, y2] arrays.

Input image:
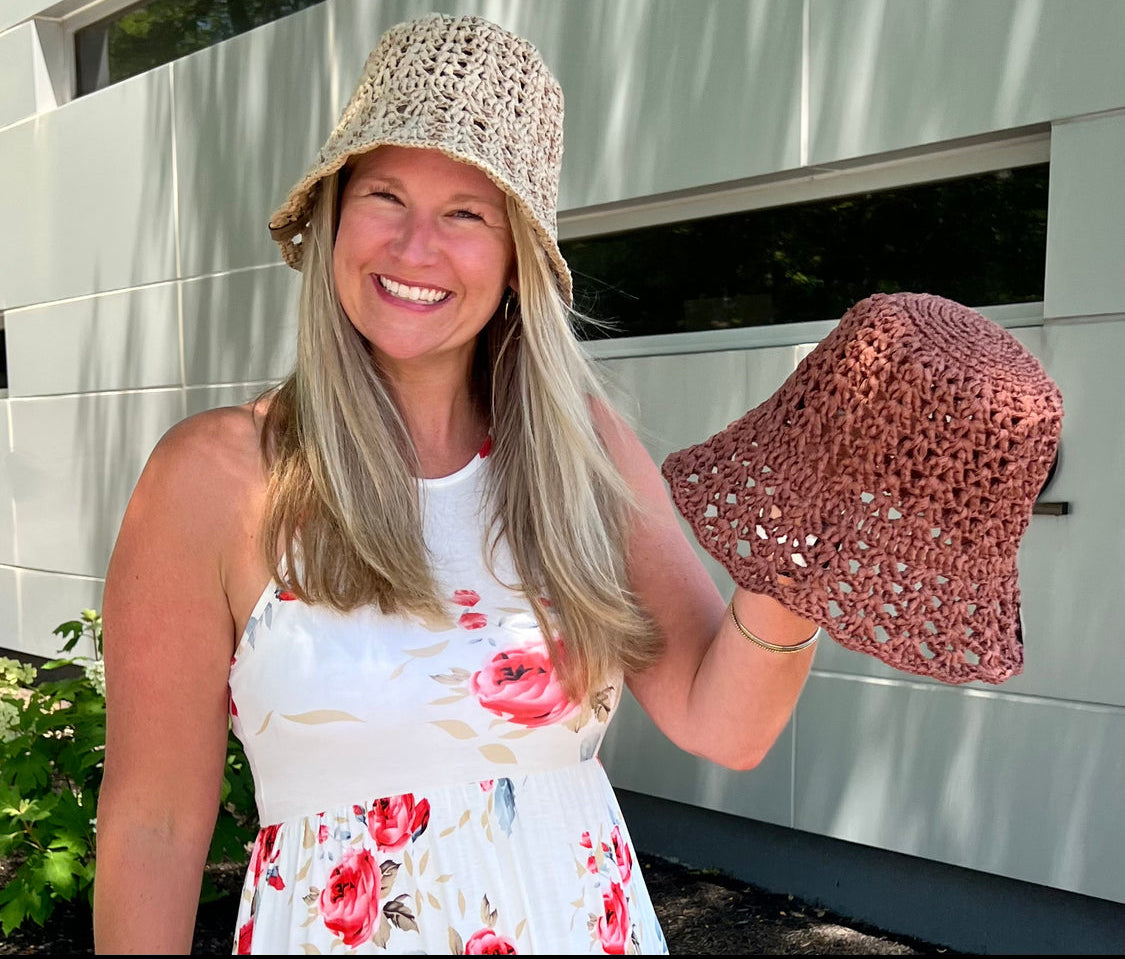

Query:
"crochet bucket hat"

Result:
[[661, 293, 1063, 685], [268, 13, 572, 304]]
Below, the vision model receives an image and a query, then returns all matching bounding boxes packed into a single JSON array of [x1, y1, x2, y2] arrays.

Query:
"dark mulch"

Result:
[[0, 854, 957, 955]]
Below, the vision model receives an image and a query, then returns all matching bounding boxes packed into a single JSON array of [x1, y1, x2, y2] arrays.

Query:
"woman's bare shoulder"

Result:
[[148, 397, 272, 491], [159, 396, 269, 461], [120, 396, 275, 560]]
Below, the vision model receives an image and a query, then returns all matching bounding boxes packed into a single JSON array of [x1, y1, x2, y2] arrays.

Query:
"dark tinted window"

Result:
[[561, 164, 1048, 339], [76, 0, 325, 96]]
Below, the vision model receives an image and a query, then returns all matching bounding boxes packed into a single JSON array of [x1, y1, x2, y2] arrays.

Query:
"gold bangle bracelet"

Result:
[[729, 601, 819, 653]]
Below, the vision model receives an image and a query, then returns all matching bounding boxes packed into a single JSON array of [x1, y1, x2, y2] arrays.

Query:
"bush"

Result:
[[0, 610, 258, 936]]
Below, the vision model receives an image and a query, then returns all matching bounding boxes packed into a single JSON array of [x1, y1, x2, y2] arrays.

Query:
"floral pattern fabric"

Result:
[[228, 451, 667, 954]]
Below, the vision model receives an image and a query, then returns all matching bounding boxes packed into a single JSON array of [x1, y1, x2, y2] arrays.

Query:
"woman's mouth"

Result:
[[377, 275, 451, 304]]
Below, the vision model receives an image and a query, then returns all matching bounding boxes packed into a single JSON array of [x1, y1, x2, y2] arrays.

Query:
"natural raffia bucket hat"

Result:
[[268, 13, 572, 304], [661, 292, 1064, 685]]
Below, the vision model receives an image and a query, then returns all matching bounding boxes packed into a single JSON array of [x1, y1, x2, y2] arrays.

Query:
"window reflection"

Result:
[[561, 164, 1048, 339]]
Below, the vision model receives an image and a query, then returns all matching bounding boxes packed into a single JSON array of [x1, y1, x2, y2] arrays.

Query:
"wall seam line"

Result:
[[800, 0, 810, 168], [168, 62, 186, 397]]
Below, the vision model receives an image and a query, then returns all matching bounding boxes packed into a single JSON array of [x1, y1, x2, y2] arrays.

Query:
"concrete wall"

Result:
[[1, 0, 1122, 938]]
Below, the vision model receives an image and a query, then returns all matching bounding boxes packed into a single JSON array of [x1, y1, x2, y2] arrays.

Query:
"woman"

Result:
[[92, 14, 818, 955]]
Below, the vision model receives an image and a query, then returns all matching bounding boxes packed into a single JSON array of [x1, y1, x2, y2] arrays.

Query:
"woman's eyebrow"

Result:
[[447, 191, 507, 210]]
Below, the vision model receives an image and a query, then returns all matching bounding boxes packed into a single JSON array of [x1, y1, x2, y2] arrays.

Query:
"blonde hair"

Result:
[[261, 171, 660, 698]]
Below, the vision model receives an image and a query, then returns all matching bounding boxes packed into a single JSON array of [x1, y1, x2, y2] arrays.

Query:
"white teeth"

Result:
[[378, 276, 449, 303]]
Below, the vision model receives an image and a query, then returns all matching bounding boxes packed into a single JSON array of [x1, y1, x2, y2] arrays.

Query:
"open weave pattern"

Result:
[[268, 14, 572, 303], [661, 293, 1063, 685]]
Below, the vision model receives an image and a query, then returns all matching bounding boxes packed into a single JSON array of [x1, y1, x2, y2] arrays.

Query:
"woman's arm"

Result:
[[93, 408, 261, 954], [597, 405, 817, 770]]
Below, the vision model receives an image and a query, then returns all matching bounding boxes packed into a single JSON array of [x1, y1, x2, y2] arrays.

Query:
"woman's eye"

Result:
[[451, 209, 484, 221]]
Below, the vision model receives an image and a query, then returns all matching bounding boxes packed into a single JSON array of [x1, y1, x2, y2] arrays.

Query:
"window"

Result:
[[75, 0, 325, 96], [560, 163, 1048, 340]]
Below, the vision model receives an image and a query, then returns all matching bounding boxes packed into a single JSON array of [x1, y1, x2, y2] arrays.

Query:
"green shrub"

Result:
[[0, 610, 258, 936]]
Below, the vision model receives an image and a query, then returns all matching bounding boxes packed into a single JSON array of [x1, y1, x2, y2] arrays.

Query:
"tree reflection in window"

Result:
[[561, 164, 1048, 340], [76, 0, 326, 96]]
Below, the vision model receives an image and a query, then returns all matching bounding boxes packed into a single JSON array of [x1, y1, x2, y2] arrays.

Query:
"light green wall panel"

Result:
[[181, 266, 299, 386], [5, 284, 181, 397], [173, 1, 335, 276], [0, 68, 177, 310], [7, 389, 185, 579], [1045, 113, 1125, 319], [0, 22, 38, 129], [808, 0, 1125, 165], [19, 569, 103, 660], [334, 0, 804, 211], [0, 567, 16, 651], [0, 3, 49, 33], [0, 399, 14, 567], [795, 673, 1125, 903]]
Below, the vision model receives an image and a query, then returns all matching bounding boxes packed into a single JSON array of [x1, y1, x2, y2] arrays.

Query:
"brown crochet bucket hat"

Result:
[[268, 13, 572, 304], [662, 292, 1063, 685]]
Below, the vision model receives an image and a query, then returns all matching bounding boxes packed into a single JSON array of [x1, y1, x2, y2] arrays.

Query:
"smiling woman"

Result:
[[91, 12, 821, 956]]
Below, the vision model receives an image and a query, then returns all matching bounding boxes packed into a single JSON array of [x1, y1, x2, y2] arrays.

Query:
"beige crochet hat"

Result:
[[268, 13, 572, 304], [662, 293, 1063, 685]]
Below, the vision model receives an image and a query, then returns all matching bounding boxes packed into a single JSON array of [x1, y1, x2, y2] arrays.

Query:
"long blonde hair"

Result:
[[260, 169, 660, 698]]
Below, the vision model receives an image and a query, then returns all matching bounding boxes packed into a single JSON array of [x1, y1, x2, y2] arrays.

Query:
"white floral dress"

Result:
[[228, 446, 668, 954]]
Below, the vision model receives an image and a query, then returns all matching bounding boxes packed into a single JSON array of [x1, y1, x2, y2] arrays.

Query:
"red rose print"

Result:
[[318, 824, 329, 843], [470, 642, 579, 728], [464, 928, 517, 954], [368, 794, 430, 851], [579, 831, 592, 848], [479, 779, 495, 791], [611, 825, 633, 883], [267, 870, 285, 891], [596, 881, 630, 954], [477, 435, 492, 458], [318, 846, 381, 947], [275, 588, 297, 601], [237, 918, 254, 954], [452, 589, 481, 606], [459, 611, 488, 629], [586, 854, 598, 874], [250, 824, 282, 886]]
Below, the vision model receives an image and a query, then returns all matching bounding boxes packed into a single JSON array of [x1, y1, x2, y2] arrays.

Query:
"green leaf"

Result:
[[40, 847, 79, 896], [0, 871, 43, 935]]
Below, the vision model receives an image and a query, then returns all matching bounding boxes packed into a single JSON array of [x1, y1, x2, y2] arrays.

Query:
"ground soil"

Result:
[[0, 853, 958, 955]]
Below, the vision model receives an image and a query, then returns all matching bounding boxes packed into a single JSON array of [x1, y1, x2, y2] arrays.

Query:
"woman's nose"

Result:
[[390, 211, 439, 264]]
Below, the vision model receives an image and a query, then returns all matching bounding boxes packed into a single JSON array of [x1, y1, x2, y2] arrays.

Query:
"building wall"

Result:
[[1, 0, 1123, 933]]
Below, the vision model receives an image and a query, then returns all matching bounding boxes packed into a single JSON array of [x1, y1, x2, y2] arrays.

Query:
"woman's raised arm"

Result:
[[595, 404, 817, 771]]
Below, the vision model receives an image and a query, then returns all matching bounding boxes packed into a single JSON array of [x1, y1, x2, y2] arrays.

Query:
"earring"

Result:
[[503, 288, 519, 324]]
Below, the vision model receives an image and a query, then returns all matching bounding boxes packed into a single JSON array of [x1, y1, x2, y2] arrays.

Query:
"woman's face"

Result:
[[333, 146, 516, 381]]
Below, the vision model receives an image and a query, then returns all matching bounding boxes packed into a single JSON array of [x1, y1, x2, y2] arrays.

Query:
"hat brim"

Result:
[[662, 400, 1025, 686]]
